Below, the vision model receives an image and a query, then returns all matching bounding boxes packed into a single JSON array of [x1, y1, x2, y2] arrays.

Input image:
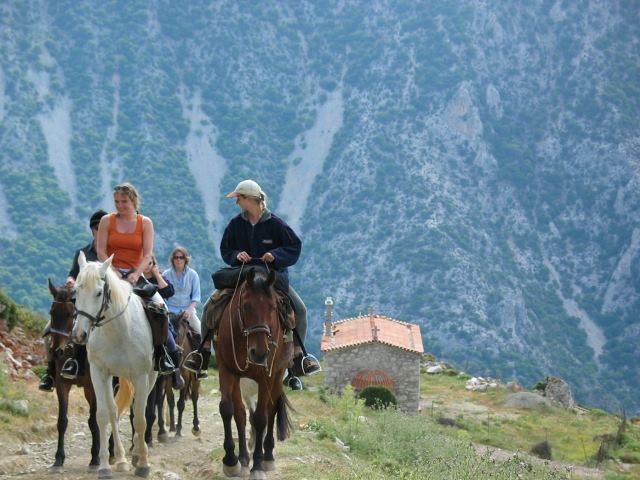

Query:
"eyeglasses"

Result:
[[173, 256, 186, 260]]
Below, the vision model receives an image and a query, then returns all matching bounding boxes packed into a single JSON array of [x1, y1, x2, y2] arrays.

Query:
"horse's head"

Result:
[[47, 278, 75, 351], [239, 268, 278, 367], [71, 251, 116, 345]]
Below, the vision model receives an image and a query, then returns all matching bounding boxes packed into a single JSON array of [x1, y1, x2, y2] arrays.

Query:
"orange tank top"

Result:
[[106, 213, 144, 270]]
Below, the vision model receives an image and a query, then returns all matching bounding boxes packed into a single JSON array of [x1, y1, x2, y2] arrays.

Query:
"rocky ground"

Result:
[[0, 378, 235, 479]]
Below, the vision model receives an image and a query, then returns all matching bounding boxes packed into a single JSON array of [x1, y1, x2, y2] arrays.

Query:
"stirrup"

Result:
[[182, 351, 203, 373], [301, 354, 322, 376], [61, 358, 79, 379]]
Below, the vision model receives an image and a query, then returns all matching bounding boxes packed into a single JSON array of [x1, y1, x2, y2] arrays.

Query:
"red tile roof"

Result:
[[320, 314, 424, 354]]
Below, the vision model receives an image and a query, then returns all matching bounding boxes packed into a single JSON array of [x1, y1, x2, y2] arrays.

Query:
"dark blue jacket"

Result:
[[220, 210, 301, 279], [68, 241, 98, 279]]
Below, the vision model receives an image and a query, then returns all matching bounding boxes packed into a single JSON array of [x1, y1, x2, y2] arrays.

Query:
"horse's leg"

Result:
[[219, 368, 241, 477], [131, 375, 152, 478], [191, 379, 200, 436], [144, 384, 156, 448], [92, 368, 123, 479], [156, 379, 169, 443], [52, 380, 70, 469], [232, 381, 250, 476], [176, 386, 186, 437], [167, 379, 176, 432], [84, 384, 100, 470], [249, 382, 271, 480]]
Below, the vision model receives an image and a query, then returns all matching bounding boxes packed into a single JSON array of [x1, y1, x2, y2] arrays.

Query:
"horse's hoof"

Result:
[[131, 454, 139, 467], [222, 462, 242, 477], [115, 461, 129, 472], [98, 468, 113, 479], [241, 465, 251, 477], [192, 426, 201, 436], [263, 460, 276, 471], [135, 466, 151, 478], [49, 465, 63, 474], [249, 470, 268, 480], [88, 463, 99, 472], [158, 432, 169, 443], [108, 456, 115, 466]]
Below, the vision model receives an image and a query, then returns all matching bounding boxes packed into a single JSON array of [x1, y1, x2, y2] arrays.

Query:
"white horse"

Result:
[[71, 252, 158, 479]]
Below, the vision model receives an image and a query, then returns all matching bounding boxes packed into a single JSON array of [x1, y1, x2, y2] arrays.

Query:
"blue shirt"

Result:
[[162, 266, 201, 314]]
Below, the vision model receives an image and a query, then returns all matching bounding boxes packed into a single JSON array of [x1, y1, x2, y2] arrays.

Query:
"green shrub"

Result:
[[358, 386, 397, 410]]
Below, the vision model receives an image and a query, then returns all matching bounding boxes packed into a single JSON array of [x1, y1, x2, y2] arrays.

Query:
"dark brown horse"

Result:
[[172, 316, 201, 437], [47, 279, 99, 471], [212, 268, 294, 479]]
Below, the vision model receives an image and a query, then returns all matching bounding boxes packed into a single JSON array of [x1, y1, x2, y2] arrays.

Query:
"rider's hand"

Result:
[[127, 271, 140, 285], [261, 252, 275, 263], [64, 277, 76, 288], [237, 251, 251, 263]]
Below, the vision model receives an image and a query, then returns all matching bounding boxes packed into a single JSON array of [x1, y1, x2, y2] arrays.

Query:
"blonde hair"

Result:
[[113, 182, 140, 210]]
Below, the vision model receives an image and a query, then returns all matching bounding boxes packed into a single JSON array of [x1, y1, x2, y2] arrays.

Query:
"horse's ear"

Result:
[[100, 254, 114, 278], [246, 267, 256, 286], [48, 277, 57, 297], [78, 250, 87, 270], [266, 269, 276, 288]]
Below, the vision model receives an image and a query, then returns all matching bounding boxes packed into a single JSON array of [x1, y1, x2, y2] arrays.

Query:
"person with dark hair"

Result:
[[39, 209, 107, 391], [219, 179, 320, 391]]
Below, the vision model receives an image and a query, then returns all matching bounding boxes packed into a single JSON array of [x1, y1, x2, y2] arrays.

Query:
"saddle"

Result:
[[169, 312, 200, 350], [203, 288, 295, 343], [131, 277, 168, 347], [139, 298, 169, 347]]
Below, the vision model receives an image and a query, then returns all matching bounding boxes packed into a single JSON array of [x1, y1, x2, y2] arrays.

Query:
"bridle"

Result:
[[228, 263, 279, 376], [75, 277, 131, 329], [50, 297, 75, 337]]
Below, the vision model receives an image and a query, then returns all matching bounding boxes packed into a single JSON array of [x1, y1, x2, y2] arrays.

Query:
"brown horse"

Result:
[[212, 267, 294, 479], [172, 315, 201, 437], [47, 279, 99, 471]]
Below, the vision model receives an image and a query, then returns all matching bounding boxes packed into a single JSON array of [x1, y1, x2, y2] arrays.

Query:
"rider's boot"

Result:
[[196, 350, 211, 380], [290, 344, 321, 377], [39, 360, 56, 392], [169, 350, 185, 390]]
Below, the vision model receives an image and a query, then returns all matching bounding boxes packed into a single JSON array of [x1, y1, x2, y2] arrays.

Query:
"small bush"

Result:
[[531, 440, 553, 460], [358, 386, 397, 410]]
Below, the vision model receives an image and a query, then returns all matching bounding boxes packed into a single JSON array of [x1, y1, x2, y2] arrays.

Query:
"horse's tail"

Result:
[[115, 378, 135, 417], [276, 391, 294, 441]]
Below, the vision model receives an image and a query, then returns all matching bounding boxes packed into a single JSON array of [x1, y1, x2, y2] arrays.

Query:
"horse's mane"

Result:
[[77, 261, 132, 310]]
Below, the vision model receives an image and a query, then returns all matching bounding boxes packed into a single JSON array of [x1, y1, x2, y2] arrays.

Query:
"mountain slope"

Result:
[[0, 0, 638, 412]]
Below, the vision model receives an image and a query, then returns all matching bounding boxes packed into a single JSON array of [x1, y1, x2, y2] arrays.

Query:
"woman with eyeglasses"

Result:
[[219, 179, 320, 391], [162, 247, 207, 380], [95, 182, 184, 388]]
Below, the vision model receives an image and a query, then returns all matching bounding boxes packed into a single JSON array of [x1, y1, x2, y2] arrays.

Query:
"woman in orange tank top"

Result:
[[96, 182, 154, 285], [95, 182, 185, 388]]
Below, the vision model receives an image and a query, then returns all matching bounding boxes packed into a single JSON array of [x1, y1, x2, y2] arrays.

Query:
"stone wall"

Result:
[[323, 343, 421, 412]]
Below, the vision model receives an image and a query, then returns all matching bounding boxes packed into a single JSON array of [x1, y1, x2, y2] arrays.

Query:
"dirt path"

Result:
[[0, 382, 231, 480]]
